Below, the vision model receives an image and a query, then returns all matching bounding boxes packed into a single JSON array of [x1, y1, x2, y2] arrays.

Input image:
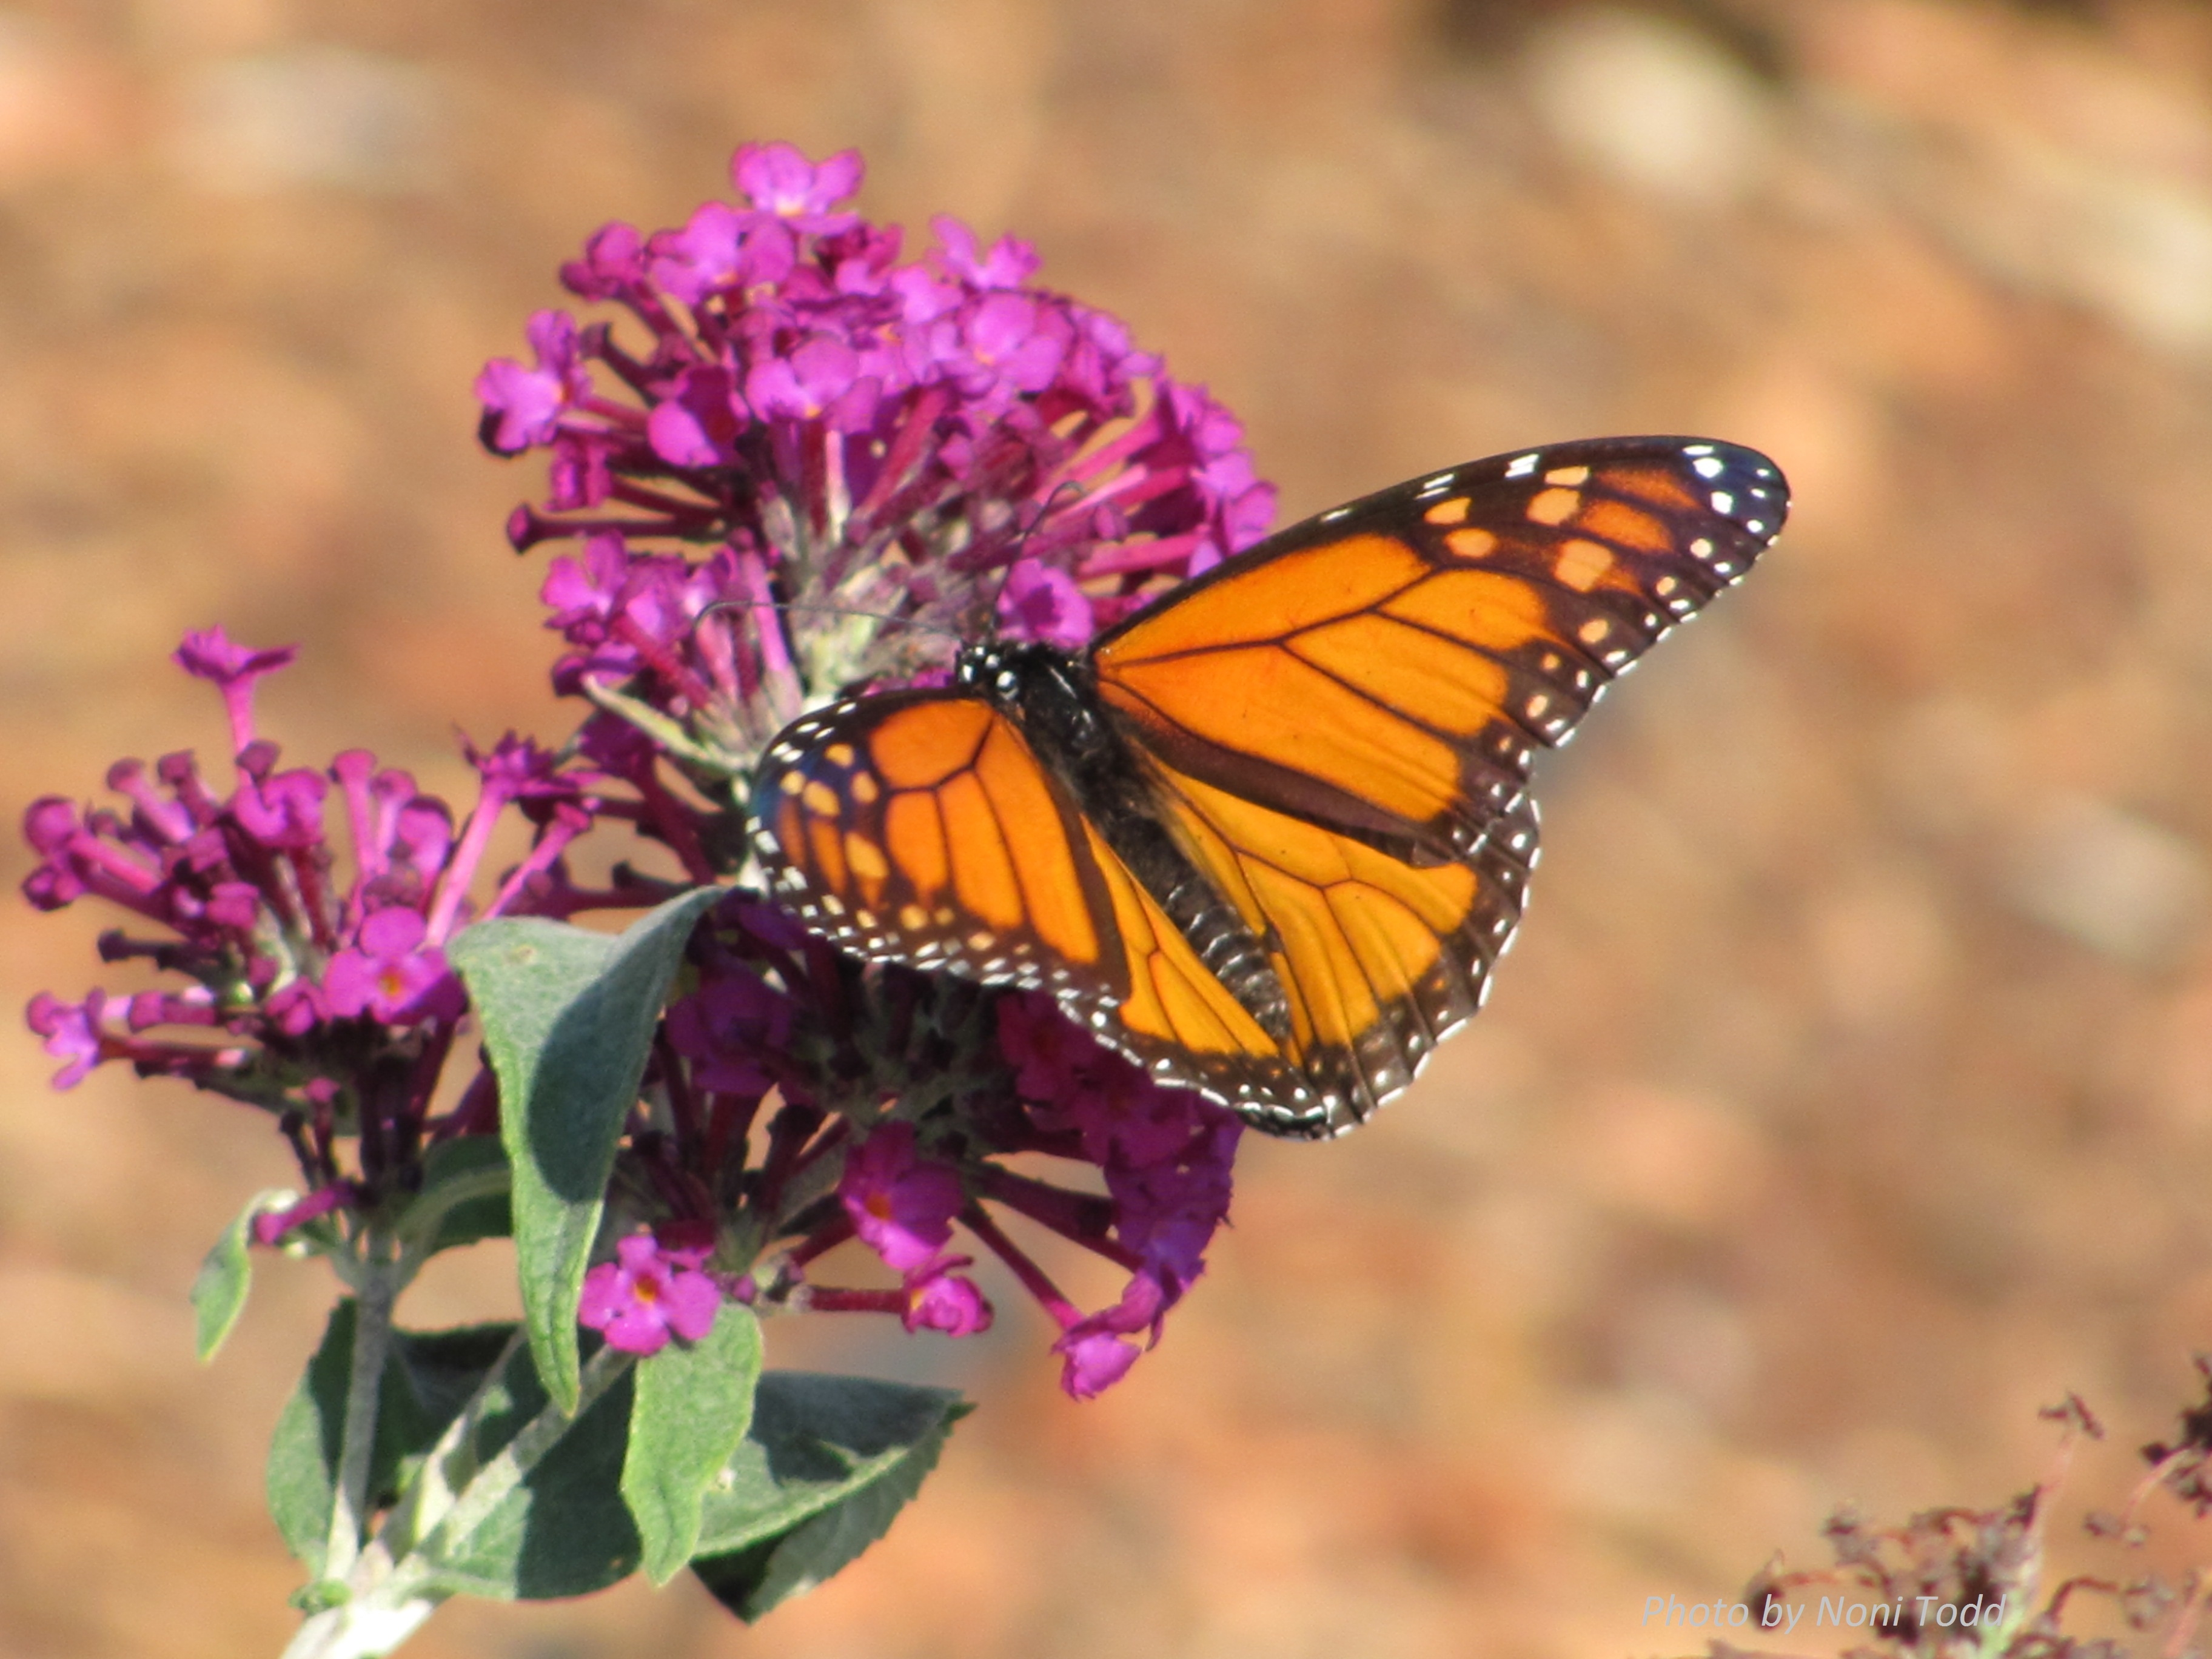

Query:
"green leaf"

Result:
[[401, 1135, 512, 1258], [625, 1306, 764, 1584], [412, 1338, 642, 1601], [448, 886, 725, 1413], [192, 1188, 286, 1362], [266, 1306, 518, 1575], [691, 1373, 968, 1621], [267, 1299, 357, 1575], [269, 1310, 648, 1602]]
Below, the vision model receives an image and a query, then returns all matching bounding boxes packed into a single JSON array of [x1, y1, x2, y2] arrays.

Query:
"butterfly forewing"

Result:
[[746, 691, 1320, 1113], [1090, 437, 1786, 864]]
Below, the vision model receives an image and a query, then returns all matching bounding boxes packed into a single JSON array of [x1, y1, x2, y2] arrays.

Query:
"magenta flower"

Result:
[[997, 561, 1094, 652], [174, 625, 298, 756], [1053, 1272, 1167, 1399], [839, 1121, 964, 1275], [579, 1233, 724, 1355], [20, 635, 609, 1220], [474, 310, 591, 455], [732, 141, 863, 233], [902, 1256, 993, 1336], [322, 907, 465, 1024], [252, 1182, 355, 1246], [458, 139, 1272, 1398], [477, 139, 1276, 793], [25, 990, 115, 1088]]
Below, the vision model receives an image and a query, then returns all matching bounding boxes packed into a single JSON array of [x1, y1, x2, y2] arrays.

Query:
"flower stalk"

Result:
[[321, 1245, 402, 1587]]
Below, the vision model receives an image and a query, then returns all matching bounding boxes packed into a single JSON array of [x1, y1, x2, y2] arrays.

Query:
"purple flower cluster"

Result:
[[469, 142, 1269, 1393], [580, 903, 1240, 1392], [475, 140, 1275, 791], [22, 628, 597, 1220], [24, 140, 1270, 1399]]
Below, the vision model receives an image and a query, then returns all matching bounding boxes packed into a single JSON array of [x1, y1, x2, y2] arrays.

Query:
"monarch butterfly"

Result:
[[748, 436, 1787, 1136]]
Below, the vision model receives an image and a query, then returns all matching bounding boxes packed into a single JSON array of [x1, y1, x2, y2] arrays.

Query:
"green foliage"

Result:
[[401, 1135, 513, 1258], [268, 1307, 641, 1600], [692, 1372, 970, 1621], [269, 1305, 965, 1615], [191, 1188, 287, 1362], [447, 886, 725, 1412], [625, 1306, 765, 1584]]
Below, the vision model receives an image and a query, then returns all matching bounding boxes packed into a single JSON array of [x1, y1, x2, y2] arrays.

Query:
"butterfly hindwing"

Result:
[[1090, 437, 1786, 864], [1142, 762, 1539, 1133]]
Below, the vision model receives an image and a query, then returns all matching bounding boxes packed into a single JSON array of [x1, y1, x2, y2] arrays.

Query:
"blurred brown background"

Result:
[[7, 0, 2212, 1654]]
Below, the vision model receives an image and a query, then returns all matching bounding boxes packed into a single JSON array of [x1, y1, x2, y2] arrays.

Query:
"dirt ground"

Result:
[[7, 1, 2212, 1655]]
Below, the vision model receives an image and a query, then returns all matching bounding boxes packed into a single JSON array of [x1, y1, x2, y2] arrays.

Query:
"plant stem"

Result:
[[278, 1595, 438, 1659], [322, 1252, 402, 1584]]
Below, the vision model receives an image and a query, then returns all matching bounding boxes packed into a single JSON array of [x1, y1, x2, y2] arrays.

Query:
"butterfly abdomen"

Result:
[[965, 641, 1295, 1044]]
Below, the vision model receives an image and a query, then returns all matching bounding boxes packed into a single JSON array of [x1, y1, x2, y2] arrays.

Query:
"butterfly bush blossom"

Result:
[[22, 628, 598, 1238], [23, 141, 1276, 1406], [484, 141, 1276, 1397]]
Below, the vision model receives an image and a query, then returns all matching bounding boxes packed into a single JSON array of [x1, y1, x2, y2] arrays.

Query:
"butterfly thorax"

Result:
[[956, 640, 1293, 1044]]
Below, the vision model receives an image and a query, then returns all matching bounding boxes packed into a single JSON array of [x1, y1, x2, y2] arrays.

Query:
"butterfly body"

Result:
[[952, 638, 1297, 1045], [749, 436, 1788, 1136]]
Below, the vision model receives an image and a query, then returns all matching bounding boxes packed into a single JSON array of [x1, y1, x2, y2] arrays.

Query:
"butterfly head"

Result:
[[953, 637, 1080, 703]]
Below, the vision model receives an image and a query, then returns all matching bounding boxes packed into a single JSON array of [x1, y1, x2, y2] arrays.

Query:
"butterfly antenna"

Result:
[[696, 595, 962, 648], [979, 478, 1094, 640]]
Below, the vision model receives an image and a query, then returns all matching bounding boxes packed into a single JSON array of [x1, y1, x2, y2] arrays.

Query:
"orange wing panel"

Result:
[[1575, 495, 1674, 554], [1381, 569, 1555, 652], [805, 813, 849, 897], [1288, 613, 1510, 739], [933, 771, 1022, 933], [1243, 859, 1375, 1049], [868, 699, 996, 789], [1098, 534, 1427, 662], [882, 791, 950, 908], [1603, 463, 1704, 514], [976, 718, 1102, 965], [1141, 756, 1513, 1128], [1104, 646, 1463, 826], [1081, 824, 1277, 1061]]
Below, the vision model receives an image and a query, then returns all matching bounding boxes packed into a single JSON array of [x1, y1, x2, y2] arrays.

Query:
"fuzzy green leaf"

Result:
[[266, 1307, 518, 1574], [191, 1188, 286, 1362], [409, 1337, 641, 1600], [269, 1310, 646, 1601], [691, 1372, 968, 1621], [625, 1306, 765, 1584], [447, 886, 724, 1412]]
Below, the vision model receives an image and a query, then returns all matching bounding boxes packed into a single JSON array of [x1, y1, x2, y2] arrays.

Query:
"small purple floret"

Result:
[[840, 1121, 964, 1275], [902, 1255, 994, 1336], [580, 1232, 724, 1356]]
